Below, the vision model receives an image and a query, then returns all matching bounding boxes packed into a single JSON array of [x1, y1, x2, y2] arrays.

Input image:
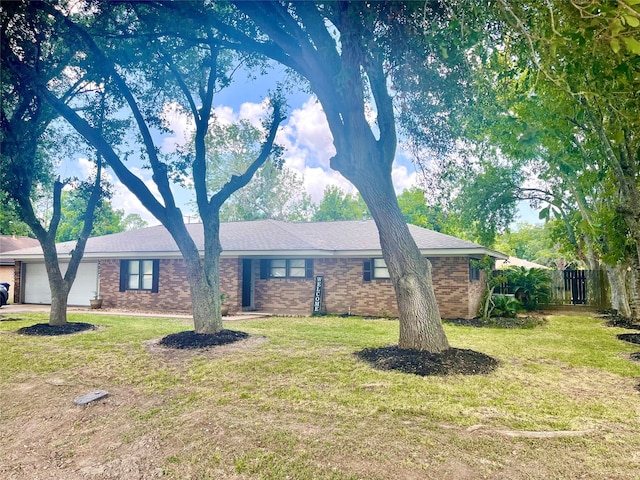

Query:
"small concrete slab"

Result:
[[74, 390, 109, 406]]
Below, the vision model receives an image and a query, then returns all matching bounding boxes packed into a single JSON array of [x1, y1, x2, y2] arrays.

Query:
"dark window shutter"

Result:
[[151, 259, 160, 293], [260, 259, 270, 280], [119, 260, 129, 292], [363, 259, 372, 282], [305, 259, 314, 279]]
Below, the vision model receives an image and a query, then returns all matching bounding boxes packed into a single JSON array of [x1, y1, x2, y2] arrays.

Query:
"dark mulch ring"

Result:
[[355, 346, 500, 376], [17, 322, 96, 336], [617, 333, 640, 345], [602, 314, 640, 330], [443, 316, 546, 329], [630, 352, 640, 363], [159, 329, 249, 349]]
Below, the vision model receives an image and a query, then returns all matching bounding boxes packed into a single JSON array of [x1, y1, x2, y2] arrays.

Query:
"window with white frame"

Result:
[[373, 258, 390, 279], [120, 259, 159, 292], [261, 259, 313, 279], [363, 258, 391, 281]]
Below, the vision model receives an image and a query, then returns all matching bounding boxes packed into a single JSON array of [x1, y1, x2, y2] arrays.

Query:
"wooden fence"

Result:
[[548, 269, 609, 308]]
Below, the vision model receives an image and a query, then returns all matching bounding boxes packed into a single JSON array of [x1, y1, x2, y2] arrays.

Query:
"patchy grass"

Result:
[[0, 312, 638, 479]]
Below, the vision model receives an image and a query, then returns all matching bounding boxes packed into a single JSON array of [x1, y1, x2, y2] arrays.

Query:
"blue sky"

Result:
[[70, 63, 540, 228]]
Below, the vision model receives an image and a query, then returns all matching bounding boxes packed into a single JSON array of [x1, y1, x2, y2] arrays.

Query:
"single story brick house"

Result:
[[4, 220, 506, 319]]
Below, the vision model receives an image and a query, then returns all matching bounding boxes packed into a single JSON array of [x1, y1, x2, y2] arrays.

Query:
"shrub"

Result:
[[503, 266, 551, 311], [491, 294, 521, 318]]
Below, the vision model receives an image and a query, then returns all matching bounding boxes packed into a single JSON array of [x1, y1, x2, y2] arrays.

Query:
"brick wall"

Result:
[[12, 261, 21, 304], [97, 255, 483, 319], [99, 258, 241, 314], [253, 256, 478, 319]]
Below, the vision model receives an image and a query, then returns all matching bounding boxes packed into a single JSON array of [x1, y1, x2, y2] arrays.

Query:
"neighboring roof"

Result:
[[0, 236, 40, 265], [3, 220, 507, 261], [495, 256, 549, 270]]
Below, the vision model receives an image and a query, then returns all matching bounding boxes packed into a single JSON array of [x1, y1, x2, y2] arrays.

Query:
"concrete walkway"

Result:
[[0, 303, 270, 321]]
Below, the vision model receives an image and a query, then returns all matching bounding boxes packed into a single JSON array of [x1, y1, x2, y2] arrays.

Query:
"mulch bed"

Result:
[[601, 312, 640, 330], [17, 322, 96, 336], [617, 333, 640, 345], [355, 346, 499, 376], [159, 329, 249, 349]]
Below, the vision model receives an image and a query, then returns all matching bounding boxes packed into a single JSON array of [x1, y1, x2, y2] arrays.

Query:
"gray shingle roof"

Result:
[[2, 220, 506, 259], [0, 236, 41, 265]]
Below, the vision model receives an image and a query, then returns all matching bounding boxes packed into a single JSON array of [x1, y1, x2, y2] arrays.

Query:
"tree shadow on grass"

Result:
[[17, 322, 96, 336], [159, 329, 248, 349], [355, 346, 499, 376]]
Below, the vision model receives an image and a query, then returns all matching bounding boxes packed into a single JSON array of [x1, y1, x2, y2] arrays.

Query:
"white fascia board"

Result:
[[332, 248, 508, 259], [422, 248, 509, 259], [220, 250, 334, 258]]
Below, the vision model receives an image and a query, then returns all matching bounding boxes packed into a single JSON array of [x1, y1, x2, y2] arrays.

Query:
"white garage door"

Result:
[[23, 262, 98, 306]]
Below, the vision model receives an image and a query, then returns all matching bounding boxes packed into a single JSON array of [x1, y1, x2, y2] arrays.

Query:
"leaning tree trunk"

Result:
[[351, 161, 450, 352]]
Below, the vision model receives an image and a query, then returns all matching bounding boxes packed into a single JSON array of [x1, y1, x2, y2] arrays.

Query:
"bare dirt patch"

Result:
[[144, 333, 268, 362]]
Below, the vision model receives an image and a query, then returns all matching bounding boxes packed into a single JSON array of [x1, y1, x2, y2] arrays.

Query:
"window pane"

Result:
[[289, 267, 306, 277], [142, 260, 153, 275], [142, 275, 153, 290], [128, 274, 140, 289], [373, 258, 389, 278], [271, 259, 286, 277], [129, 261, 140, 274], [288, 259, 305, 277]]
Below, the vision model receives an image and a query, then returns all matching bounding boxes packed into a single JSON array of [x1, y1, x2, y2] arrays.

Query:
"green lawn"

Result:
[[0, 312, 638, 479]]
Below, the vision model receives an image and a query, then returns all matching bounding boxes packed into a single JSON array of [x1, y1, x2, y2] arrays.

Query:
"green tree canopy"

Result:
[[56, 189, 147, 242], [312, 185, 368, 222]]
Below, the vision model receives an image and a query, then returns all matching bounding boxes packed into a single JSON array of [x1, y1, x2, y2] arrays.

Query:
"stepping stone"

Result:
[[74, 390, 109, 406]]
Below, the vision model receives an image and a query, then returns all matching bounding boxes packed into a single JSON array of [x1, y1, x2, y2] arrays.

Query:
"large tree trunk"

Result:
[[630, 254, 640, 321], [166, 216, 223, 334], [184, 258, 222, 334], [344, 154, 450, 352], [606, 264, 631, 317]]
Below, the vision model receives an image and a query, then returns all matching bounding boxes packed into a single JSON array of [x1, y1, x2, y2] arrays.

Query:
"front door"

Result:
[[241, 259, 253, 309]]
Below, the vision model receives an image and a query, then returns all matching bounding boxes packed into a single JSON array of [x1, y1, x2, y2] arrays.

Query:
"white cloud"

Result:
[[239, 99, 271, 128], [105, 95, 421, 220], [301, 166, 356, 202], [213, 105, 236, 125], [105, 168, 162, 226], [391, 163, 419, 194], [76, 157, 94, 178], [279, 98, 335, 170]]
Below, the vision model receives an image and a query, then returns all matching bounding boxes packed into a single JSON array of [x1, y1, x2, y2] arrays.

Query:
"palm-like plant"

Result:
[[504, 267, 552, 311]]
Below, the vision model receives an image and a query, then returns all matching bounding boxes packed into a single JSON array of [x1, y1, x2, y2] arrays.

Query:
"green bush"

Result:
[[503, 266, 551, 311], [491, 294, 521, 318]]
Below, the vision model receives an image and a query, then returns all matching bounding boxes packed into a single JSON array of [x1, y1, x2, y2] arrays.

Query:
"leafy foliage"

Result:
[[201, 118, 314, 222], [56, 190, 147, 242], [396, 187, 448, 231], [503, 267, 552, 311], [313, 185, 368, 222], [490, 294, 521, 319]]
